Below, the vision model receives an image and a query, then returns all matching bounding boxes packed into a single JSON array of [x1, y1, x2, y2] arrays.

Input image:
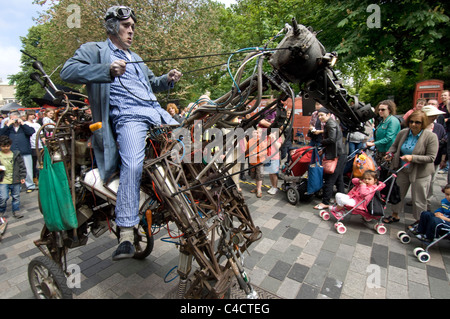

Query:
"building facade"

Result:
[[0, 84, 17, 106]]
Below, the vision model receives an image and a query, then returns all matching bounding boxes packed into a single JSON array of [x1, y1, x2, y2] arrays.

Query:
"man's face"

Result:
[[117, 17, 135, 49], [428, 99, 439, 107], [442, 91, 449, 103]]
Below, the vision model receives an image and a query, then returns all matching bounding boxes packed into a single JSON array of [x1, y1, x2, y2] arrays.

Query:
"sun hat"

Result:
[[421, 105, 445, 117]]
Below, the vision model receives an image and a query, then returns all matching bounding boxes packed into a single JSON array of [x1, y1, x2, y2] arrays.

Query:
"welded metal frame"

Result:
[[28, 18, 374, 299]]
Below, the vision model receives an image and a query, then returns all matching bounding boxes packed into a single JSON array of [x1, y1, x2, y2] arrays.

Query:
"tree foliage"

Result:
[[10, 0, 450, 112], [15, 0, 231, 108], [8, 24, 52, 108]]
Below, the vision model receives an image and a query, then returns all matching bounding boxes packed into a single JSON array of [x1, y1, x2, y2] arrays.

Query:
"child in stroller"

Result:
[[319, 170, 387, 234], [397, 184, 450, 263]]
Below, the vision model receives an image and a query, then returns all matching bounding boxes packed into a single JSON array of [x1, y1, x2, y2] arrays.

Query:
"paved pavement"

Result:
[[1, 172, 450, 300]]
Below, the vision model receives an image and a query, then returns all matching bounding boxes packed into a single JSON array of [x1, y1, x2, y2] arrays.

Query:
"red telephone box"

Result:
[[414, 79, 444, 106]]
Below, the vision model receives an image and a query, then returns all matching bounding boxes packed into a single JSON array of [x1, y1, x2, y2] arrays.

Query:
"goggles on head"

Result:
[[105, 6, 136, 22]]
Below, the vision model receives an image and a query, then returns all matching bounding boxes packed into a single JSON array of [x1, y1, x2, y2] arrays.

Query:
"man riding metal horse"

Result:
[[60, 6, 183, 261], [28, 4, 374, 299]]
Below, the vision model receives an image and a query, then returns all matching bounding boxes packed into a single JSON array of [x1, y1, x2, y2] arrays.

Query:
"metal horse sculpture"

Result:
[[27, 19, 374, 299]]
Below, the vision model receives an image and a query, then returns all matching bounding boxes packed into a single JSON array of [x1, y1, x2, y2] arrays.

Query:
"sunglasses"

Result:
[[105, 6, 136, 22], [378, 108, 388, 111], [409, 121, 422, 125]]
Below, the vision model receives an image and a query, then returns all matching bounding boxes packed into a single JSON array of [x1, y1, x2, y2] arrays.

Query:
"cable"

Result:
[[164, 265, 179, 283], [125, 47, 288, 65]]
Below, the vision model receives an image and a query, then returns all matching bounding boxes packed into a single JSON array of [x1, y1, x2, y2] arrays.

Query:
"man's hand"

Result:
[[168, 69, 182, 83], [110, 60, 127, 77]]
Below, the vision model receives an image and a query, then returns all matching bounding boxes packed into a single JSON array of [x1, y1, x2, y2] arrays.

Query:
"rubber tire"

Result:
[[28, 256, 73, 299], [320, 211, 330, 221], [335, 222, 347, 234], [413, 247, 424, 257], [399, 233, 411, 244], [337, 225, 347, 234], [397, 231, 406, 239], [417, 251, 430, 263], [286, 187, 300, 205], [375, 224, 387, 235]]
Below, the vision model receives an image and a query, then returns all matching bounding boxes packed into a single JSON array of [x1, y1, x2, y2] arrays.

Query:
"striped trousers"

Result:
[[113, 119, 148, 227], [110, 105, 177, 227]]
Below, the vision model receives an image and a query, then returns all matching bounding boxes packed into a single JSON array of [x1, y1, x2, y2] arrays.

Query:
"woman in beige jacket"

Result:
[[384, 110, 438, 225]]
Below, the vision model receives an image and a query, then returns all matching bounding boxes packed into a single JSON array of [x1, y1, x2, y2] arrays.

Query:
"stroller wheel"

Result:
[[397, 231, 406, 239], [398, 232, 411, 244], [320, 210, 330, 221], [417, 250, 430, 263], [413, 247, 424, 257], [334, 222, 347, 234], [286, 187, 300, 205], [375, 224, 387, 235]]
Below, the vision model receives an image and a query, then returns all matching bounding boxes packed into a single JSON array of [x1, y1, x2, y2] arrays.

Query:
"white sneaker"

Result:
[[267, 187, 278, 195], [0, 219, 7, 235]]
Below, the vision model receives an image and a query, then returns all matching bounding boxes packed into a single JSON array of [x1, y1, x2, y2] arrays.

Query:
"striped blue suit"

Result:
[[61, 39, 177, 227]]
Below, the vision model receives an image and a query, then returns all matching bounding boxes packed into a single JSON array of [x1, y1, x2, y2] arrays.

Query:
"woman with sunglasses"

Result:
[[366, 100, 401, 164], [383, 110, 438, 225]]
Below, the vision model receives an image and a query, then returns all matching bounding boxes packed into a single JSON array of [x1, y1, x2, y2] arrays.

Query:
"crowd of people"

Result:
[[2, 5, 448, 258], [199, 91, 450, 243], [0, 107, 91, 227]]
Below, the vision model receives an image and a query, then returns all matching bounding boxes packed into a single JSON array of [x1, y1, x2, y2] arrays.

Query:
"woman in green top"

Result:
[[366, 100, 401, 163]]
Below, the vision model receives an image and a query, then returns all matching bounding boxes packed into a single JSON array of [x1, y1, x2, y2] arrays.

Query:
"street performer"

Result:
[[60, 5, 182, 261]]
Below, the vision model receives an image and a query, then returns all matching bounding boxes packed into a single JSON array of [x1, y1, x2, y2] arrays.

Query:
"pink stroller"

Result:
[[319, 163, 409, 235], [319, 179, 387, 234]]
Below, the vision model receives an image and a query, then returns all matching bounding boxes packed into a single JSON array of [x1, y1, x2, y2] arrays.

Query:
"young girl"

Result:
[[413, 184, 450, 241], [330, 170, 386, 220]]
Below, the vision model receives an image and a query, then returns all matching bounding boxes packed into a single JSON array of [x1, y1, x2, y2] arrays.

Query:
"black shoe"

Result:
[[112, 241, 135, 261]]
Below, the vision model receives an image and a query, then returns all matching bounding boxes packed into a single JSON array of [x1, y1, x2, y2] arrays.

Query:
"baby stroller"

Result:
[[279, 146, 315, 205], [397, 220, 450, 263], [319, 182, 387, 235], [319, 163, 409, 235]]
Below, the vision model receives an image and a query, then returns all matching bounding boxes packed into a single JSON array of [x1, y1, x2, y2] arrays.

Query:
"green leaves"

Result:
[[10, 0, 450, 110]]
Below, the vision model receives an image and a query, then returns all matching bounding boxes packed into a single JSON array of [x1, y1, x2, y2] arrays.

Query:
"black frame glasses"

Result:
[[409, 120, 422, 125]]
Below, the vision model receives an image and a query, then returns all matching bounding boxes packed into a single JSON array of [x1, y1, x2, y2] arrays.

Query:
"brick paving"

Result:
[[1, 173, 449, 299]]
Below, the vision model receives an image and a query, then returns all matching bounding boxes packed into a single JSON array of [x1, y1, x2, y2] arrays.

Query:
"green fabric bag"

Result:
[[38, 147, 78, 232]]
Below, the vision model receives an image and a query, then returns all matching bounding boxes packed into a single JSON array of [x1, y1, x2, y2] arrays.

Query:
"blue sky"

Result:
[[0, 0, 50, 83], [0, 0, 236, 84]]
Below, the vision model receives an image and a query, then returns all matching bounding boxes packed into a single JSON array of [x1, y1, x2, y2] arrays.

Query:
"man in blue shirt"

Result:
[[0, 112, 36, 193], [60, 5, 182, 260]]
